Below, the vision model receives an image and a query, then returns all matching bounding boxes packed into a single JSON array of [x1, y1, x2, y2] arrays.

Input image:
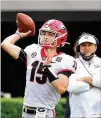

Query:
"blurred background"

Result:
[[1, 0, 101, 97]]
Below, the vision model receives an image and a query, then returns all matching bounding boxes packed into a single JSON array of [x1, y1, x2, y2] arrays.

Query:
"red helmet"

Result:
[[38, 19, 68, 48]]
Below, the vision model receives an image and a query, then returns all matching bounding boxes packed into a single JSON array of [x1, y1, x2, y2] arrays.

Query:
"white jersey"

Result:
[[67, 55, 101, 117], [22, 43, 76, 109]]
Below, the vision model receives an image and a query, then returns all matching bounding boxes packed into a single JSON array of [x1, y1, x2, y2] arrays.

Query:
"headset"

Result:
[[74, 32, 99, 53]]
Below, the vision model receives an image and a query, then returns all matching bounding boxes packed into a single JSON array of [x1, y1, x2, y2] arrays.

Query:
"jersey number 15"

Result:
[[30, 61, 47, 84]]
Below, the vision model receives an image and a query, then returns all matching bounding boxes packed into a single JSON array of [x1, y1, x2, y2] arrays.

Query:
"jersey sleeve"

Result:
[[48, 54, 77, 79], [58, 71, 73, 78], [18, 49, 27, 63], [17, 43, 33, 62], [62, 55, 77, 73]]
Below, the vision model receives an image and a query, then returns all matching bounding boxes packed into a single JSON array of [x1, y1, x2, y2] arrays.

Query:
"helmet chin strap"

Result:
[[80, 52, 95, 61]]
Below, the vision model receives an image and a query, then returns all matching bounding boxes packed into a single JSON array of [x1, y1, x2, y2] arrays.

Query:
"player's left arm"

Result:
[[44, 67, 71, 94], [51, 71, 72, 94], [44, 56, 76, 94]]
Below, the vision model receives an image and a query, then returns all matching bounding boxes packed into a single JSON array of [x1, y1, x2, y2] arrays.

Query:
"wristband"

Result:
[[44, 68, 58, 83], [15, 33, 22, 39], [40, 61, 58, 82]]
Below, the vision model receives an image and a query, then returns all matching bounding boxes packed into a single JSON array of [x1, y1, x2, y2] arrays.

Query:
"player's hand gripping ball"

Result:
[[16, 13, 36, 36]]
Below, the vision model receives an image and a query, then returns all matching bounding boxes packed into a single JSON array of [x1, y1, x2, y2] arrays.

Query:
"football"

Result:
[[16, 13, 36, 36]]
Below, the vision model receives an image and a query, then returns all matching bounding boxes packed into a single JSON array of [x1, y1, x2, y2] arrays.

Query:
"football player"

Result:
[[1, 19, 76, 118]]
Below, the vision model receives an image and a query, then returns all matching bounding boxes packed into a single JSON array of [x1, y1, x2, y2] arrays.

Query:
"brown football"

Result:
[[16, 13, 35, 36]]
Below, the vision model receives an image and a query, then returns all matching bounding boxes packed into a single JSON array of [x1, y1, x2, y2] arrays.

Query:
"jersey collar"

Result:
[[41, 47, 64, 59]]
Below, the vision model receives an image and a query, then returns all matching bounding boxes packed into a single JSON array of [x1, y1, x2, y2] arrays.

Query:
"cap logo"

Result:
[[94, 64, 99, 68], [84, 36, 88, 39]]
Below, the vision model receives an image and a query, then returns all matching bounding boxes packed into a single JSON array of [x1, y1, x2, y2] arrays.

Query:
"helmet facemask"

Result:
[[38, 29, 64, 48]]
